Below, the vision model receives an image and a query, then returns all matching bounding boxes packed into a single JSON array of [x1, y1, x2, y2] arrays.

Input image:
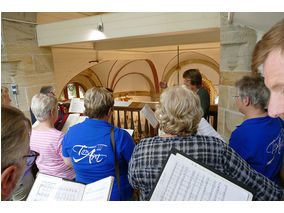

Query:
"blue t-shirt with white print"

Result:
[[229, 115, 284, 185], [62, 118, 135, 201]]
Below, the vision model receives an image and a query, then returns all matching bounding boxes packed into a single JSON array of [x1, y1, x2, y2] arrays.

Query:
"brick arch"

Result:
[[112, 72, 155, 93], [110, 59, 160, 93]]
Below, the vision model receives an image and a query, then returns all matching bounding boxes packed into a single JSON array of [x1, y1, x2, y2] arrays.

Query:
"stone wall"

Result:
[[217, 13, 257, 142], [1, 12, 56, 119]]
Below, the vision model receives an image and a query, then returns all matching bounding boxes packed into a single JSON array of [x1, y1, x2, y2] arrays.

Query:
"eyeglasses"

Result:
[[23, 150, 39, 167], [232, 95, 240, 99]]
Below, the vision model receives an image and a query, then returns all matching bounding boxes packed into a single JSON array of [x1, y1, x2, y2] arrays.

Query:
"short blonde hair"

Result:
[[251, 19, 284, 73], [1, 105, 31, 170], [31, 93, 58, 121], [84, 87, 114, 119], [155, 85, 203, 136]]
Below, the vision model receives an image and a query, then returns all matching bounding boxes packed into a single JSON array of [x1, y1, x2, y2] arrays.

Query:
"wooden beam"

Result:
[[36, 12, 220, 47]]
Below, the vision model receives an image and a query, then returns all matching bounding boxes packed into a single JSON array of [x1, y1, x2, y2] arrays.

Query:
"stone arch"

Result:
[[110, 59, 160, 93]]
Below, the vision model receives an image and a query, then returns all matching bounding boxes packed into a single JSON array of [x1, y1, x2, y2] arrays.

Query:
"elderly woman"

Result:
[[30, 93, 75, 179], [62, 87, 135, 201], [128, 85, 284, 201]]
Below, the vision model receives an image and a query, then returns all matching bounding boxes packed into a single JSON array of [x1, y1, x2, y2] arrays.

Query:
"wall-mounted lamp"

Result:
[[97, 22, 104, 32]]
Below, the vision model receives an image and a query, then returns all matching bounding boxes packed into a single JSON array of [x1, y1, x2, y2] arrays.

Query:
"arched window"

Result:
[[59, 83, 86, 101]]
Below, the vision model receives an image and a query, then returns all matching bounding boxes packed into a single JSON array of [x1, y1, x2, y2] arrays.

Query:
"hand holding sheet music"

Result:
[[150, 149, 254, 201]]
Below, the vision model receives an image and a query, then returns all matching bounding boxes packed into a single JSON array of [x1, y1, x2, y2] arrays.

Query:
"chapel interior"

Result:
[[2, 12, 284, 142]]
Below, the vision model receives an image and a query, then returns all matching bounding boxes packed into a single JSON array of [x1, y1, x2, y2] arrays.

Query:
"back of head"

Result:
[[84, 87, 114, 119], [1, 105, 31, 171], [182, 69, 202, 87], [31, 93, 58, 121], [251, 19, 284, 73], [40, 86, 55, 94], [235, 75, 270, 110], [155, 85, 203, 136]]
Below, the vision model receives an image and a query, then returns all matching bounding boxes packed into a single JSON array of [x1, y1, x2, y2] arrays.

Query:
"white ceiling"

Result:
[[233, 12, 284, 32]]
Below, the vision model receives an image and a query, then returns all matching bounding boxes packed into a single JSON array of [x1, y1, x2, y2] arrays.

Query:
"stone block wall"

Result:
[[1, 12, 56, 119], [217, 13, 257, 142]]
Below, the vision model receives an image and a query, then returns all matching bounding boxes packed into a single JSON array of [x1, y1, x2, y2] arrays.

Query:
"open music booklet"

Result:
[[27, 173, 114, 201], [149, 149, 254, 201]]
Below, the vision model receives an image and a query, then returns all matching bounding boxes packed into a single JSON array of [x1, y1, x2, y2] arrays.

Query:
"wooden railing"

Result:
[[61, 101, 218, 143], [111, 102, 158, 143]]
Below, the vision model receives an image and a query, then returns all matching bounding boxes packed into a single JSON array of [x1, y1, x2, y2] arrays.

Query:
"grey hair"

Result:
[[31, 93, 58, 121], [235, 75, 270, 110], [155, 85, 203, 136], [1, 105, 31, 170], [40, 86, 54, 94], [84, 87, 114, 119]]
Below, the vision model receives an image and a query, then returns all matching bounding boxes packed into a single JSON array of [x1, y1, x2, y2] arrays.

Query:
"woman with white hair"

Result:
[[30, 93, 75, 179], [128, 85, 284, 201]]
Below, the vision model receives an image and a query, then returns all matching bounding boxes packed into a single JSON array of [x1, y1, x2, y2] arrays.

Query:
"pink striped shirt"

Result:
[[30, 128, 75, 180]]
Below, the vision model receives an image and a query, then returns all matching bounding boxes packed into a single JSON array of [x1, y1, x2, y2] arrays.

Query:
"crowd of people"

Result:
[[1, 19, 284, 201]]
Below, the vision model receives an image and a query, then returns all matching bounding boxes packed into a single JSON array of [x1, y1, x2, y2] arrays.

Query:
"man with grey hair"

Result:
[[229, 75, 284, 186]]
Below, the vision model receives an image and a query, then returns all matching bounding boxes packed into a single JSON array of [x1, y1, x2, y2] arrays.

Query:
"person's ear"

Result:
[[1, 164, 19, 200], [242, 96, 250, 106], [107, 108, 113, 117]]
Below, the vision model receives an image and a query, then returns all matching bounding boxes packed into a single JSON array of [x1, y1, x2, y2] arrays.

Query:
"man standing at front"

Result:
[[183, 69, 210, 119]]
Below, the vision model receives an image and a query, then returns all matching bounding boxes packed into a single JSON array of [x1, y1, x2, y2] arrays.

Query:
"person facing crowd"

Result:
[[128, 85, 284, 201], [61, 86, 135, 201], [30, 93, 75, 180], [183, 69, 210, 119], [1, 86, 12, 105], [1, 105, 36, 201], [229, 75, 284, 185]]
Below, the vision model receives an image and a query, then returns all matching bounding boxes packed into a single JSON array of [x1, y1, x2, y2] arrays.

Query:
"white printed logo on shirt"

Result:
[[266, 129, 284, 166], [72, 144, 107, 164]]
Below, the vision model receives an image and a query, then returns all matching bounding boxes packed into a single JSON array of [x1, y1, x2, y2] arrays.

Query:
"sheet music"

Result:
[[69, 98, 85, 113], [150, 153, 253, 201], [82, 176, 114, 201], [140, 104, 159, 128], [61, 114, 80, 134], [114, 101, 132, 107], [27, 173, 84, 201]]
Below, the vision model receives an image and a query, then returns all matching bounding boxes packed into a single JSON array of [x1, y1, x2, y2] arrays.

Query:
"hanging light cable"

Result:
[[176, 45, 180, 85]]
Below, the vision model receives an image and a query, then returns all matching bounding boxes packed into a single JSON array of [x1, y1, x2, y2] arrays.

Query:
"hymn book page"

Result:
[[140, 104, 159, 128], [150, 153, 253, 201], [27, 173, 85, 201], [69, 98, 85, 113], [82, 176, 114, 201]]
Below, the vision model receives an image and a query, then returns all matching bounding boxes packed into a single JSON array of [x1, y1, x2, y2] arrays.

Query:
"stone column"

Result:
[[1, 12, 56, 119], [217, 13, 257, 142]]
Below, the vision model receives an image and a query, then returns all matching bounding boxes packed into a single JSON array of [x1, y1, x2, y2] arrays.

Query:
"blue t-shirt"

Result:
[[229, 116, 284, 185], [62, 118, 135, 201]]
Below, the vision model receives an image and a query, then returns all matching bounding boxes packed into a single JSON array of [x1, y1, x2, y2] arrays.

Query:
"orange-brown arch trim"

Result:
[[110, 59, 159, 93]]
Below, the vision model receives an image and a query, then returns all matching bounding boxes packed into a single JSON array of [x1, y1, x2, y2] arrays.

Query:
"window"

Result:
[[59, 83, 86, 101]]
